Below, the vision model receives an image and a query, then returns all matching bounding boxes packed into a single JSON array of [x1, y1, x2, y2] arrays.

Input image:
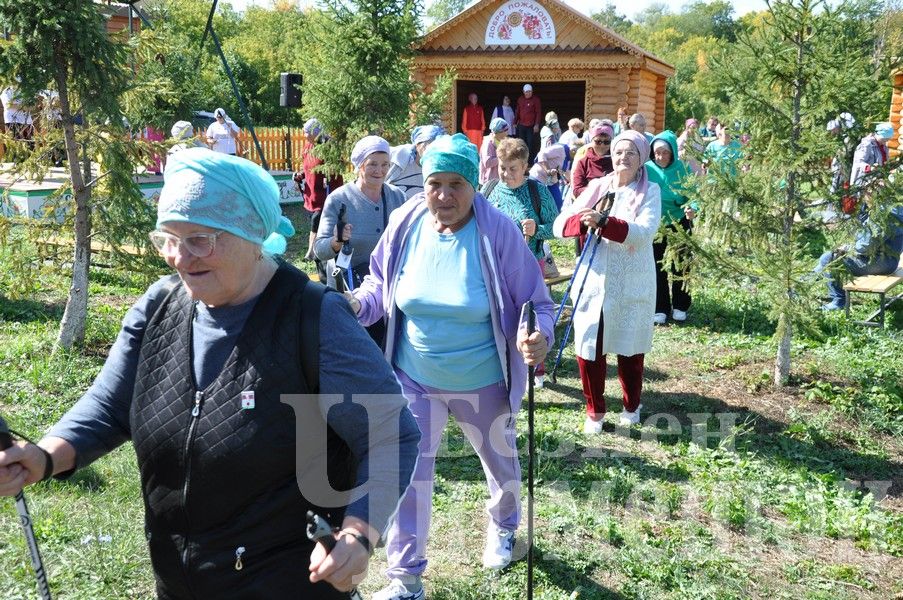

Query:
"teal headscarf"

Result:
[[645, 130, 695, 225], [157, 147, 295, 255], [420, 133, 479, 191]]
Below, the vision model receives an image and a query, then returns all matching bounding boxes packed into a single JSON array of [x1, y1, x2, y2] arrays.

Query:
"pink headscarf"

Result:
[[574, 129, 650, 218], [588, 124, 614, 139]]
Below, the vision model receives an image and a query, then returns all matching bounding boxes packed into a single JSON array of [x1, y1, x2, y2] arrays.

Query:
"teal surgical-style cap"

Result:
[[157, 147, 295, 255], [420, 133, 479, 191]]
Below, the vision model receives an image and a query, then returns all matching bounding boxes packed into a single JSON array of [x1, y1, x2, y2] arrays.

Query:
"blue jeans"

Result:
[[816, 250, 901, 304]]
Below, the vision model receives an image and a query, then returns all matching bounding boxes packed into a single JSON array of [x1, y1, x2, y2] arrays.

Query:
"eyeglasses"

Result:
[[149, 230, 223, 258], [593, 138, 611, 145]]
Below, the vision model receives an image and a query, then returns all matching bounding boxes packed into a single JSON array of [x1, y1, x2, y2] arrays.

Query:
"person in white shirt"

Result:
[[1, 86, 34, 141], [205, 107, 240, 155]]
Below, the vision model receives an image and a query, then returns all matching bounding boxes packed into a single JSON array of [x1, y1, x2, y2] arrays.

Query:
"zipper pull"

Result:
[[234, 546, 245, 571], [191, 391, 203, 418]]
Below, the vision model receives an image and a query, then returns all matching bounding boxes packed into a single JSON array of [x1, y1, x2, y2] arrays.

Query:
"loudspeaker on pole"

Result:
[[280, 72, 302, 108]]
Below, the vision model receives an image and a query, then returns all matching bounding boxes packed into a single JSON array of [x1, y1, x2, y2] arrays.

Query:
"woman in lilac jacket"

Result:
[[346, 134, 554, 600]]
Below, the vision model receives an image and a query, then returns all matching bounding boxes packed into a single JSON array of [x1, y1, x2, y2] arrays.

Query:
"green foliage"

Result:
[[674, 0, 903, 386], [410, 68, 456, 128], [141, 0, 308, 127], [591, 3, 633, 36], [425, 0, 470, 29], [301, 0, 423, 177]]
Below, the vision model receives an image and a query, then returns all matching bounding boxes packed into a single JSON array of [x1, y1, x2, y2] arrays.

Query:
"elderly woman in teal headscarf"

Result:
[[646, 130, 697, 325], [347, 134, 554, 599], [0, 147, 420, 599]]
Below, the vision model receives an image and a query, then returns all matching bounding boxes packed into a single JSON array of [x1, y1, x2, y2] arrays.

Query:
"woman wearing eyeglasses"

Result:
[[571, 123, 614, 198], [553, 131, 661, 434], [0, 148, 420, 599]]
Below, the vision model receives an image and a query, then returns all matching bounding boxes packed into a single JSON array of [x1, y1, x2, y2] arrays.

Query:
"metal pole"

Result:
[[206, 27, 268, 170], [0, 417, 52, 600], [525, 301, 536, 600]]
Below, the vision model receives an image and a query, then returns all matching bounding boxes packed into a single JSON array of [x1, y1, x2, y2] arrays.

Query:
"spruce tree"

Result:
[[0, 1, 158, 351], [299, 0, 423, 177], [679, 0, 901, 386]]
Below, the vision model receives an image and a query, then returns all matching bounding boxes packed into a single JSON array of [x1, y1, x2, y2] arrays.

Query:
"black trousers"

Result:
[[653, 217, 692, 314], [517, 124, 537, 163]]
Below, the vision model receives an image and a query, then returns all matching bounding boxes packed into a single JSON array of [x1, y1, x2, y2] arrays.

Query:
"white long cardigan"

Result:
[[552, 176, 661, 360]]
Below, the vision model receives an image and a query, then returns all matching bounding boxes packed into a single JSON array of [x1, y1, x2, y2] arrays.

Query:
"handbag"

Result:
[[542, 241, 560, 279]]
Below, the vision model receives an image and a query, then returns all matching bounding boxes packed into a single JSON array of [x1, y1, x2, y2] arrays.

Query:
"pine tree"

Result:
[[678, 0, 901, 386]]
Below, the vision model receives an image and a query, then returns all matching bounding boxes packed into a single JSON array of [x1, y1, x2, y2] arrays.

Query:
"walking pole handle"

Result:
[[306, 511, 364, 600], [0, 416, 53, 600]]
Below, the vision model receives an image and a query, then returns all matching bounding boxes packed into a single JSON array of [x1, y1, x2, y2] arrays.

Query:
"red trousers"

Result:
[[575, 314, 644, 419]]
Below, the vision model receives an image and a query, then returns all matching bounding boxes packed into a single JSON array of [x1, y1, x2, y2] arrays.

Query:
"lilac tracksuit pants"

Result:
[[385, 368, 521, 579]]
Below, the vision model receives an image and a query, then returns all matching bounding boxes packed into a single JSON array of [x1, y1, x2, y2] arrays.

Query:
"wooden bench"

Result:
[[544, 269, 573, 294], [843, 260, 903, 327], [37, 234, 144, 266]]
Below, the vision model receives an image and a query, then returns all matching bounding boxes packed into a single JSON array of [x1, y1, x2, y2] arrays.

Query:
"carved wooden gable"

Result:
[[418, 0, 645, 57]]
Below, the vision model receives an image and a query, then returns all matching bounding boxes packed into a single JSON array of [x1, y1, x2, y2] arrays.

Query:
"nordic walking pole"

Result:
[[550, 191, 616, 383], [306, 511, 365, 600], [550, 227, 595, 328], [0, 416, 52, 600], [549, 237, 599, 383], [524, 300, 536, 600]]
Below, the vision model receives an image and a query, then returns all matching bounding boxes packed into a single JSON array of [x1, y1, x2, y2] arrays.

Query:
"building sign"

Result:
[[485, 1, 555, 46]]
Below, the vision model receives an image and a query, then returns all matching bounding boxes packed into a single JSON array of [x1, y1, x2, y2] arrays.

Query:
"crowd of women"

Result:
[[1, 99, 897, 600]]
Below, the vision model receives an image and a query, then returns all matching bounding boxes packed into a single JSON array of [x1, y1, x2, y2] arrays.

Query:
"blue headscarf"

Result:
[[489, 117, 508, 133], [157, 147, 295, 255], [411, 125, 445, 146], [421, 133, 479, 191]]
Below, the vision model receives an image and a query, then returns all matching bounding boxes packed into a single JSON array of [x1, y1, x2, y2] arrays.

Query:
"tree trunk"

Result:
[[772, 7, 808, 388], [774, 316, 791, 387], [53, 61, 91, 353]]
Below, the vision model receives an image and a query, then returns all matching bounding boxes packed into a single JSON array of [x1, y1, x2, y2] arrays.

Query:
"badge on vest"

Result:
[[240, 390, 255, 410]]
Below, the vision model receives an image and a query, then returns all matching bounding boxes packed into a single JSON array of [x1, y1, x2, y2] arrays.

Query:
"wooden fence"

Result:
[[0, 126, 310, 173], [236, 127, 307, 172]]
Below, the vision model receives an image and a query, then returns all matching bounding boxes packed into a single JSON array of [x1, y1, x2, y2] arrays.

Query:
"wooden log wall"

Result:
[[889, 70, 902, 158]]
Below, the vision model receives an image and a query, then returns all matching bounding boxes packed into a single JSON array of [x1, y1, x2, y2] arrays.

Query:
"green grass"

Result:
[[1, 207, 902, 598]]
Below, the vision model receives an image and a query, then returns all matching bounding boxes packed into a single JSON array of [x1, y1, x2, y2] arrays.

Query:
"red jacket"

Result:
[[572, 148, 613, 198], [515, 94, 542, 128]]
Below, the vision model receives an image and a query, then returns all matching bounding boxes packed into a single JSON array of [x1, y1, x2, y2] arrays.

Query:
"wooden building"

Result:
[[413, 0, 675, 136], [889, 69, 902, 158]]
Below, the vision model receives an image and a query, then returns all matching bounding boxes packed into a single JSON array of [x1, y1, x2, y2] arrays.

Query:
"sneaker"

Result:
[[583, 416, 604, 434], [372, 578, 425, 600], [619, 408, 641, 427], [653, 312, 667, 325], [482, 523, 515, 569], [671, 309, 687, 322], [821, 300, 845, 311], [533, 374, 544, 389]]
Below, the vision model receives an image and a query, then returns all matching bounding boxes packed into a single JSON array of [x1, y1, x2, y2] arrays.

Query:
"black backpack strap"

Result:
[[299, 278, 327, 394], [527, 178, 542, 224], [526, 178, 545, 255], [481, 177, 499, 198]]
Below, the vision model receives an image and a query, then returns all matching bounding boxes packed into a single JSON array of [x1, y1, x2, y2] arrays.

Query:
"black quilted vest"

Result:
[[130, 264, 349, 599]]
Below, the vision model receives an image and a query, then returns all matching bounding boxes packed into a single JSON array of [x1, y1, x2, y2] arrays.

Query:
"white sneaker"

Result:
[[372, 578, 425, 600], [583, 416, 604, 434], [533, 374, 544, 389], [482, 523, 515, 569], [619, 408, 641, 427], [672, 309, 687, 322], [653, 312, 667, 325]]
